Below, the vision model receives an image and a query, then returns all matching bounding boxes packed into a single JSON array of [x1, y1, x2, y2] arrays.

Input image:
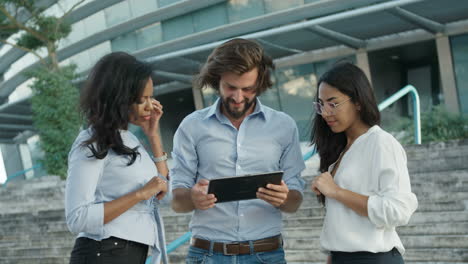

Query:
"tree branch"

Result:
[[0, 24, 19, 30], [19, 0, 34, 11], [54, 0, 85, 47], [59, 0, 85, 24], [0, 5, 47, 43], [0, 38, 47, 67]]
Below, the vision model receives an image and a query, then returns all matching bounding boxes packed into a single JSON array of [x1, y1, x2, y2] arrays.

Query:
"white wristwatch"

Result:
[[151, 152, 167, 163]]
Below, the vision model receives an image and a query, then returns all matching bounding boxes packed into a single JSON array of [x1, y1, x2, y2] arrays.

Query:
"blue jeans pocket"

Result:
[[255, 248, 286, 264], [186, 246, 208, 264]]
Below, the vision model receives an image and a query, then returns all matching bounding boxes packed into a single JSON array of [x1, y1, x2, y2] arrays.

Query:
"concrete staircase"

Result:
[[0, 176, 73, 264], [0, 139, 467, 263]]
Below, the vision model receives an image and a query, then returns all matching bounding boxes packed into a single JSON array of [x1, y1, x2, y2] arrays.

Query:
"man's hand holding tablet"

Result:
[[206, 171, 284, 205]]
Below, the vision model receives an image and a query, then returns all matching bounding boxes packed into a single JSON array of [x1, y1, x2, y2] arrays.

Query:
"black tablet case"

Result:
[[207, 171, 283, 203]]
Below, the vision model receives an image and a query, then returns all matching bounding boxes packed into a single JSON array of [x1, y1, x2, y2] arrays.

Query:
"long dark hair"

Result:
[[311, 62, 380, 202], [194, 38, 275, 95], [80, 52, 153, 165]]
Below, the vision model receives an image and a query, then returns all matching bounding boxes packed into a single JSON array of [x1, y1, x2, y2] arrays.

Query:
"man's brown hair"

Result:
[[194, 38, 275, 95]]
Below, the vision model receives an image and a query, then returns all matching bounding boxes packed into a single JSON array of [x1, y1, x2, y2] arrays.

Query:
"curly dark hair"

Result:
[[311, 62, 380, 204], [80, 52, 153, 165], [194, 38, 275, 95]]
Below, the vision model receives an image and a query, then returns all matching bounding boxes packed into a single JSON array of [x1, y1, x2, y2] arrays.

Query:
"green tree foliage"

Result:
[[17, 16, 71, 50], [0, 0, 84, 178], [27, 66, 80, 177]]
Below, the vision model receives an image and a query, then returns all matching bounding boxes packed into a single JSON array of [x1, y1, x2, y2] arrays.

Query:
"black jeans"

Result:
[[69, 236, 149, 264], [331, 248, 404, 264]]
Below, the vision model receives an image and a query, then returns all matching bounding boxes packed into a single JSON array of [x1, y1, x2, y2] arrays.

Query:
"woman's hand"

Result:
[[136, 176, 168, 201], [141, 99, 163, 138], [311, 172, 341, 199]]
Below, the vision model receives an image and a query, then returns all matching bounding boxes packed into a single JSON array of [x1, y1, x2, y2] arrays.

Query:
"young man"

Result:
[[171, 38, 305, 263]]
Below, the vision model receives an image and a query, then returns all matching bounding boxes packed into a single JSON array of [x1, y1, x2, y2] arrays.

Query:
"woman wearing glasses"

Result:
[[66, 52, 168, 264], [310, 62, 418, 264]]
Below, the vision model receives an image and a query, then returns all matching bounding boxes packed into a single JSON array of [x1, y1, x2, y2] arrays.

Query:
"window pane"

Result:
[[162, 14, 194, 41], [111, 32, 138, 52], [158, 0, 183, 8], [263, 0, 303, 13], [276, 63, 317, 141], [451, 33, 468, 114], [105, 1, 131, 27], [259, 74, 281, 110], [83, 11, 106, 37], [136, 23, 163, 50], [193, 3, 228, 32], [227, 0, 265, 23], [88, 42, 112, 66], [129, 0, 158, 17], [201, 87, 218, 107]]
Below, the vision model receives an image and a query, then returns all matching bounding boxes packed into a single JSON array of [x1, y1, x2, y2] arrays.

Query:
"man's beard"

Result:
[[221, 96, 256, 120]]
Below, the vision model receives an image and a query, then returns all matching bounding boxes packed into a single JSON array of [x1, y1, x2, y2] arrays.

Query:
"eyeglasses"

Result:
[[313, 97, 352, 115]]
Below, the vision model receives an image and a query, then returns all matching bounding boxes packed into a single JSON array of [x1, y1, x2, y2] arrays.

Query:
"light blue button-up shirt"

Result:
[[65, 129, 168, 264], [171, 98, 306, 242]]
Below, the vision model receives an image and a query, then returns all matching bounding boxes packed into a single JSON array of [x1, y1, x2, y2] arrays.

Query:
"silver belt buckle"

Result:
[[223, 243, 239, 255]]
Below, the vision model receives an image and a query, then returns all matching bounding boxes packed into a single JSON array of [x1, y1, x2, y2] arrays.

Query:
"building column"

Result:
[[436, 35, 460, 113], [192, 85, 204, 110], [356, 49, 373, 86]]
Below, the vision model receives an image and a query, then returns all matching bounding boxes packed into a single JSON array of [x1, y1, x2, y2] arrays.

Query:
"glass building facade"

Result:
[[0, 0, 467, 180]]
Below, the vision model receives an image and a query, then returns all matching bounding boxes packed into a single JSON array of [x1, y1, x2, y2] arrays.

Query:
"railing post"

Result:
[[378, 85, 421, 145], [410, 86, 421, 144]]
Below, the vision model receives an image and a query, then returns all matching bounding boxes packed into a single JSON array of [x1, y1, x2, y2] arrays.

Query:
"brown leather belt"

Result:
[[191, 235, 282, 255]]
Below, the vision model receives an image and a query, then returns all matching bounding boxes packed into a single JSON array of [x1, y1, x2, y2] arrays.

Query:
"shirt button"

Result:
[[97, 253, 100, 257], [114, 242, 118, 245]]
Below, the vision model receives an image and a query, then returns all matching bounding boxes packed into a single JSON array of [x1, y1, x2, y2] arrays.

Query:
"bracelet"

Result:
[[151, 152, 167, 163], [157, 173, 168, 182]]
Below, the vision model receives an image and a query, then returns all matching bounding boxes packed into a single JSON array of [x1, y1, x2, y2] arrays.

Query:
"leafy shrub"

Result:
[[386, 105, 468, 145]]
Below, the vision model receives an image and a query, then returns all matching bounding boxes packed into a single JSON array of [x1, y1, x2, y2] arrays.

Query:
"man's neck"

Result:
[[221, 101, 256, 130]]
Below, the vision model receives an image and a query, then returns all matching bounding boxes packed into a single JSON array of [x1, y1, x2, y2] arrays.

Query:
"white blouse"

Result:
[[320, 125, 418, 255]]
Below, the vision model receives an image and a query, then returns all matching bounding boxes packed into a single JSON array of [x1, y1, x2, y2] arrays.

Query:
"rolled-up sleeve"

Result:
[[367, 138, 418, 228], [65, 140, 105, 236], [280, 119, 306, 193], [170, 121, 198, 190]]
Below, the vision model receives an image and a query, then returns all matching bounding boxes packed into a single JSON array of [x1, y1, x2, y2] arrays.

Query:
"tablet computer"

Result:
[[207, 171, 283, 203]]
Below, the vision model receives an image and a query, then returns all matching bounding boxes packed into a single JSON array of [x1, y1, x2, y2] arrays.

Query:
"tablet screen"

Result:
[[207, 171, 283, 203]]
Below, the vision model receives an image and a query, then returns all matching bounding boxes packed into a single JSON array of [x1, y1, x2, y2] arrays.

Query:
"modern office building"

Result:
[[0, 0, 467, 181]]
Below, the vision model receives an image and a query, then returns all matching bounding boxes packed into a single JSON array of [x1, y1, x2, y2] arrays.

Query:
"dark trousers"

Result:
[[69, 236, 149, 264], [331, 248, 404, 264]]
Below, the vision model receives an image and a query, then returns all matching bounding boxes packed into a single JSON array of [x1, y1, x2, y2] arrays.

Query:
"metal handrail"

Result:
[[377, 84, 421, 144], [2, 163, 42, 187]]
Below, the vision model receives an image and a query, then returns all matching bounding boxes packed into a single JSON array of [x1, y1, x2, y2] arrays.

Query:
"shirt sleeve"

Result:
[[367, 137, 418, 228], [65, 139, 105, 236], [280, 120, 306, 194], [170, 120, 198, 190]]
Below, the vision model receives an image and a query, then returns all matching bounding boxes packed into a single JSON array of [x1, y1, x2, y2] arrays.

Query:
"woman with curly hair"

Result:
[[66, 52, 168, 264]]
